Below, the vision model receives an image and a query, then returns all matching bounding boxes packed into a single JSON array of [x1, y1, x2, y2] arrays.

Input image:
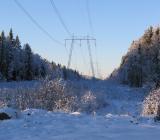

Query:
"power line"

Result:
[[49, 0, 89, 70], [50, 0, 72, 36], [50, 0, 89, 69], [86, 0, 94, 36], [14, 0, 64, 46], [86, 0, 101, 78]]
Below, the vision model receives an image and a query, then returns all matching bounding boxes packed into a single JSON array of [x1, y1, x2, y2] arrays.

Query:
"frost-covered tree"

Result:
[[110, 26, 160, 87], [0, 31, 7, 79], [24, 43, 33, 80], [15, 35, 21, 48], [9, 28, 13, 41], [142, 26, 153, 45]]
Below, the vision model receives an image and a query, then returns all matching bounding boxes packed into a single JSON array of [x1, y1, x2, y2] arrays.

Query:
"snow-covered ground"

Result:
[[0, 80, 40, 89], [0, 109, 160, 140], [0, 80, 157, 140], [88, 80, 149, 116]]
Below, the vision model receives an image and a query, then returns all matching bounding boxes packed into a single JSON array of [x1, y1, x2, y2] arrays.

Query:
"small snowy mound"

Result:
[[70, 112, 81, 115], [0, 107, 21, 120]]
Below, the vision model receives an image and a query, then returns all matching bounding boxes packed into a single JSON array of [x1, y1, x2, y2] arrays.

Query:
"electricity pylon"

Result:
[[65, 36, 96, 77]]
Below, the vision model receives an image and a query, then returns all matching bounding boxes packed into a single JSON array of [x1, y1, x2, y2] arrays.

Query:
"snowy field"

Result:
[[0, 80, 158, 140], [0, 109, 160, 140], [0, 80, 40, 89]]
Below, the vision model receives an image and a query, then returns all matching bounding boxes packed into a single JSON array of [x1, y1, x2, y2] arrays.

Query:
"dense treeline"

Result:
[[0, 29, 50, 81], [111, 26, 160, 87], [0, 29, 81, 81]]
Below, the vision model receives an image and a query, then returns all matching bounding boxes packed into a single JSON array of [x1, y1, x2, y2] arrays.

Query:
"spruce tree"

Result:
[[15, 35, 21, 48], [9, 28, 13, 41], [62, 66, 67, 80], [137, 45, 143, 87], [24, 43, 33, 80], [0, 31, 7, 79]]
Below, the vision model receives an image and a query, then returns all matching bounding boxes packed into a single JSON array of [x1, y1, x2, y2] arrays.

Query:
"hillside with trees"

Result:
[[0, 29, 81, 81], [110, 26, 160, 88]]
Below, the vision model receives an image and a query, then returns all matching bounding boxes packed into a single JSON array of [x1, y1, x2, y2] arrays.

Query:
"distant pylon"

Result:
[[65, 35, 96, 77]]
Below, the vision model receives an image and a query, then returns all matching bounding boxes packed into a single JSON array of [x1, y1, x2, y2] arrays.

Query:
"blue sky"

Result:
[[1, 0, 160, 78]]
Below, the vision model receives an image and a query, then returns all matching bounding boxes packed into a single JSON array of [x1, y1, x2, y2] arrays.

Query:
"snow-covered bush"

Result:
[[80, 91, 97, 112], [0, 79, 107, 113], [142, 88, 160, 116]]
